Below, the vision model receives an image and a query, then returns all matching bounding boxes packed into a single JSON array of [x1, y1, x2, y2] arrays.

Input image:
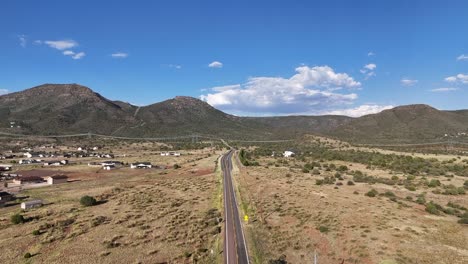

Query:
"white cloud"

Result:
[[445, 74, 468, 84], [44, 40, 78, 50], [457, 54, 468, 61], [368, 52, 375, 56], [0, 89, 9, 95], [430, 87, 459, 92], [401, 78, 418, 86], [364, 63, 377, 71], [322, 104, 393, 117], [360, 64, 377, 79], [200, 65, 361, 115], [71, 52, 85, 60], [445, 76, 457, 82], [33, 40, 42, 45], [111, 52, 128, 58], [63, 50, 75, 55], [211, 84, 242, 92], [208, 61, 223, 68], [168, 64, 182, 69], [18, 35, 27, 47]]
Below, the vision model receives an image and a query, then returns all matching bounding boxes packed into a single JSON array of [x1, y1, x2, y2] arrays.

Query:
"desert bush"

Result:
[[366, 189, 378, 197], [425, 201, 443, 215], [24, 253, 32, 259], [317, 226, 329, 233], [428, 179, 441, 188], [80, 195, 97, 207], [347, 180, 355, 185], [11, 213, 25, 224]]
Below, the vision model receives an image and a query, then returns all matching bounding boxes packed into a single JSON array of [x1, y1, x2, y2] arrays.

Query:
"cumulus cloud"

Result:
[[360, 63, 377, 79], [71, 52, 85, 60], [44, 40, 78, 50], [457, 54, 468, 61], [36, 39, 85, 60], [111, 52, 128, 58], [364, 64, 377, 71], [61, 50, 85, 60], [430, 87, 459, 92], [445, 74, 468, 84], [18, 35, 27, 47], [368, 51, 375, 56], [63, 50, 75, 55], [401, 78, 418, 86], [322, 104, 393, 117], [0, 89, 9, 95], [200, 65, 361, 115], [208, 61, 223, 68]]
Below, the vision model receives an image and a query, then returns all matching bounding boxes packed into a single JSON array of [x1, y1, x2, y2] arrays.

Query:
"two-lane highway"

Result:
[[221, 150, 249, 264]]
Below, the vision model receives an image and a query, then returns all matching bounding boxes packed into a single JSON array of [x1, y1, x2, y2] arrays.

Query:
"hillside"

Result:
[[0, 84, 467, 143], [330, 104, 468, 143], [0, 84, 137, 135]]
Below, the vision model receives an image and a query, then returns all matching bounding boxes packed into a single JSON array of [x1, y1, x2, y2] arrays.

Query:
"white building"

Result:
[[21, 200, 43, 210], [46, 175, 68, 184], [130, 162, 152, 169], [283, 151, 295, 158]]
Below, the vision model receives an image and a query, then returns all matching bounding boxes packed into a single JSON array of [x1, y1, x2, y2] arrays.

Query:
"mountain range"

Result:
[[0, 84, 467, 143]]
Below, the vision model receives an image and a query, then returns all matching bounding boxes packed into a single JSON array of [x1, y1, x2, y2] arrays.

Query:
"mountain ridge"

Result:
[[1, 84, 467, 143]]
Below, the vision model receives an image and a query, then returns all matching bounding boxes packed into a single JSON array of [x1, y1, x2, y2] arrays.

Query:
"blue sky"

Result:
[[1, 0, 467, 116]]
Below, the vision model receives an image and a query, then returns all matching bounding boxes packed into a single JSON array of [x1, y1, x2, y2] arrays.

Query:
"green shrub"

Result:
[[11, 213, 25, 224], [365, 189, 378, 197], [337, 165, 348, 172], [80, 195, 97, 207], [173, 164, 181, 169], [32, 230, 41, 236], [24, 253, 32, 259], [428, 179, 441, 188], [317, 226, 329, 233], [425, 202, 442, 215], [347, 180, 355, 186]]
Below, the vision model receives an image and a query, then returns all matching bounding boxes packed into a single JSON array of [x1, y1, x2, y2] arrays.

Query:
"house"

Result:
[[21, 200, 43, 210], [101, 161, 122, 166], [0, 164, 12, 171], [45, 175, 68, 184], [0, 191, 14, 206], [283, 151, 295, 158], [103, 164, 115, 170], [160, 151, 181, 156], [43, 160, 68, 166], [19, 159, 41, 164], [13, 176, 44, 184], [130, 162, 152, 169]]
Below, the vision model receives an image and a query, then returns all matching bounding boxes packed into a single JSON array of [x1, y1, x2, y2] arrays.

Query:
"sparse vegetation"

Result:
[[80, 195, 97, 207]]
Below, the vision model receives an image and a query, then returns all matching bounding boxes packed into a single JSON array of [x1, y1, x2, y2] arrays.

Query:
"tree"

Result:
[[11, 213, 25, 224], [80, 195, 97, 207]]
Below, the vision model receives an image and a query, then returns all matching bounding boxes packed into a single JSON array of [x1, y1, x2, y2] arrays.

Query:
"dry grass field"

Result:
[[0, 145, 224, 264], [234, 146, 468, 264]]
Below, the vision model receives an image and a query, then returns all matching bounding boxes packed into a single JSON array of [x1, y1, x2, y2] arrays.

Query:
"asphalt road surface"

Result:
[[222, 150, 249, 264]]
